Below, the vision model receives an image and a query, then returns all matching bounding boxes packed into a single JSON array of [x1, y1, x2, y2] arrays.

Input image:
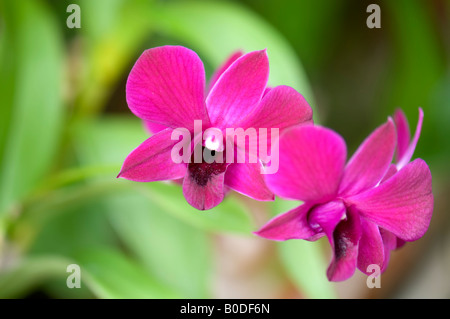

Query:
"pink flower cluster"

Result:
[[119, 46, 433, 281]]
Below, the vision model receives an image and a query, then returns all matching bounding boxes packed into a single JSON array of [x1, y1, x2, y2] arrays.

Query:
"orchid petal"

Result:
[[254, 203, 316, 241], [380, 228, 397, 272], [182, 168, 226, 211], [394, 109, 411, 162], [238, 85, 313, 130], [381, 164, 398, 183], [308, 200, 346, 239], [208, 50, 244, 93], [118, 128, 187, 182], [339, 119, 396, 197], [357, 219, 384, 275], [236, 85, 313, 162], [126, 46, 209, 131], [143, 120, 167, 135], [224, 162, 274, 201], [307, 200, 358, 281], [262, 87, 272, 97], [380, 228, 398, 252], [265, 125, 347, 202], [396, 238, 406, 249], [346, 159, 433, 241], [396, 108, 424, 170], [206, 50, 269, 128], [326, 208, 362, 282]]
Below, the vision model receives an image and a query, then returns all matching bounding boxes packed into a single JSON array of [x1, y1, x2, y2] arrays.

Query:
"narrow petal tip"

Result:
[[418, 107, 424, 117], [385, 116, 396, 132]]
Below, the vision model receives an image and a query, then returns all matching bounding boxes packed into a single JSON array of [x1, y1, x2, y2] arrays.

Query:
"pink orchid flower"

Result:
[[255, 116, 433, 281], [379, 108, 424, 271], [118, 46, 313, 210]]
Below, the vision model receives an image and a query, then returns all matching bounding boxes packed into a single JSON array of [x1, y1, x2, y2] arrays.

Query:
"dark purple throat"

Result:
[[188, 148, 228, 187]]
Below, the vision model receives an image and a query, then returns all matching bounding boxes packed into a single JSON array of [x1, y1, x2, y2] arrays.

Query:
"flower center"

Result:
[[188, 146, 228, 187], [307, 200, 347, 234]]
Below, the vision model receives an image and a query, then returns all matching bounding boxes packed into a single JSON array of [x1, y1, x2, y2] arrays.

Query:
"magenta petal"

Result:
[[208, 50, 244, 93], [182, 169, 226, 210], [381, 164, 398, 183], [126, 46, 209, 131], [380, 228, 397, 272], [396, 238, 406, 249], [308, 200, 346, 239], [118, 128, 187, 182], [262, 87, 272, 97], [143, 120, 168, 135], [265, 125, 347, 202], [394, 109, 411, 162], [396, 108, 424, 170], [238, 85, 313, 130], [254, 203, 316, 241], [357, 219, 384, 275], [339, 119, 396, 197], [346, 159, 433, 241], [326, 208, 362, 282], [206, 50, 269, 128], [236, 85, 313, 162], [307, 200, 361, 281], [380, 228, 398, 252], [224, 162, 274, 201]]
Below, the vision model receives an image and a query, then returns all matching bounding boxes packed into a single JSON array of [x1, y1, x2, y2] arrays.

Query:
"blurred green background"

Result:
[[0, 0, 449, 299]]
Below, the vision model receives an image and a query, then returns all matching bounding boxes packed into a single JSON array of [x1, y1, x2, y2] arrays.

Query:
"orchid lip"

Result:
[[188, 146, 228, 187], [307, 200, 347, 235]]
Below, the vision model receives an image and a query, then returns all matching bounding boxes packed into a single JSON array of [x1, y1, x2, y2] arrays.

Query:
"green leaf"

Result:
[[20, 181, 185, 298], [382, 1, 444, 116], [0, 0, 65, 215], [0, 248, 178, 299], [243, 0, 344, 73], [154, 0, 317, 119], [143, 181, 255, 234], [76, 0, 156, 116], [0, 255, 72, 299], [278, 240, 336, 299], [27, 201, 117, 299], [29, 201, 118, 262], [71, 117, 254, 297], [75, 248, 180, 299], [269, 198, 337, 299], [10, 179, 128, 250], [382, 1, 446, 163], [104, 191, 212, 298]]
